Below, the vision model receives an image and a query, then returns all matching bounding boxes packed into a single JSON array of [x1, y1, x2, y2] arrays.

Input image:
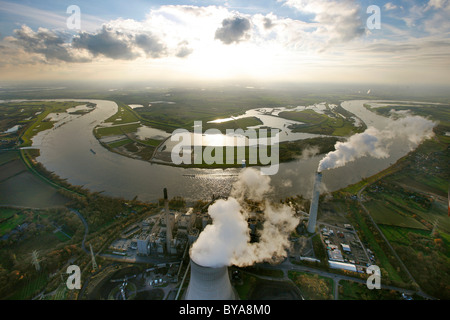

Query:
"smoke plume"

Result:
[[318, 113, 436, 172], [190, 167, 298, 268]]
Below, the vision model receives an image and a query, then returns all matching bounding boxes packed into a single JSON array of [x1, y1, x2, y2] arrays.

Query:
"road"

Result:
[[69, 208, 89, 254]]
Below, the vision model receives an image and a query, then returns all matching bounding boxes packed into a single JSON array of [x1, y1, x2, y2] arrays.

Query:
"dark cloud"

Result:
[[10, 25, 190, 63], [135, 33, 167, 58], [215, 16, 252, 44], [263, 17, 275, 29], [175, 46, 193, 58], [331, 9, 365, 43], [174, 40, 193, 58], [13, 25, 88, 63], [72, 26, 138, 60]]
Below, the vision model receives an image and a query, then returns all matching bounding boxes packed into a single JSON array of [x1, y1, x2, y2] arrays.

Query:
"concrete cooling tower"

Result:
[[185, 259, 237, 300], [307, 172, 322, 233]]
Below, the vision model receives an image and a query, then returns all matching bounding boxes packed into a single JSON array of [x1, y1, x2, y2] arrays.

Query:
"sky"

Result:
[[0, 0, 449, 86]]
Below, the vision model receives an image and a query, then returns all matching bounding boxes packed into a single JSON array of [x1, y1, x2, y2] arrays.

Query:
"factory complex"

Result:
[[79, 175, 380, 301]]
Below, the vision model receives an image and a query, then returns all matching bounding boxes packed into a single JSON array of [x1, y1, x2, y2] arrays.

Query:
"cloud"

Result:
[[280, 0, 365, 44], [134, 33, 167, 58], [263, 17, 275, 29], [423, 0, 450, 33], [12, 25, 89, 63], [175, 41, 194, 58], [72, 26, 138, 60], [1, 3, 449, 85], [426, 0, 449, 10], [384, 2, 398, 11], [215, 16, 252, 44]]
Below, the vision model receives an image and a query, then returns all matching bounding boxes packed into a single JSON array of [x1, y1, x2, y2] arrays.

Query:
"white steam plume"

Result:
[[190, 167, 298, 268], [318, 114, 436, 172]]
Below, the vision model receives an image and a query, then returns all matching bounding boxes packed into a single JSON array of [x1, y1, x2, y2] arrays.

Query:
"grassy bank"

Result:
[[279, 108, 364, 137], [18, 101, 86, 147]]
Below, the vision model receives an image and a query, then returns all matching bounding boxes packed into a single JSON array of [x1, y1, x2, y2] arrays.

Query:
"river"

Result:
[[27, 99, 424, 203]]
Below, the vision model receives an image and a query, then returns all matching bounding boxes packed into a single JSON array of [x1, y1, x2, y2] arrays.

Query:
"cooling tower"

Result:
[[185, 258, 237, 300], [307, 172, 322, 233]]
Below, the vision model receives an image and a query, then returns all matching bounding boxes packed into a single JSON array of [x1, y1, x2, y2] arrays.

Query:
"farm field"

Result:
[[288, 271, 334, 300], [0, 155, 68, 208], [338, 280, 405, 300]]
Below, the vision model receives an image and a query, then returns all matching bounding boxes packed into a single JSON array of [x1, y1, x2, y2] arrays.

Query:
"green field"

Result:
[[104, 102, 140, 125], [378, 225, 432, 247], [279, 107, 364, 136], [234, 272, 257, 300], [0, 149, 69, 209], [0, 208, 26, 237], [105, 138, 131, 149], [364, 200, 428, 230], [338, 280, 403, 300], [341, 198, 408, 286], [202, 117, 263, 133], [16, 101, 85, 147], [288, 271, 334, 300], [6, 272, 48, 300], [94, 123, 141, 138], [0, 150, 19, 165]]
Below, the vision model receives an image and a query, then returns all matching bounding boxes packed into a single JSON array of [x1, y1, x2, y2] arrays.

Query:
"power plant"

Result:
[[185, 258, 237, 300], [307, 172, 322, 233]]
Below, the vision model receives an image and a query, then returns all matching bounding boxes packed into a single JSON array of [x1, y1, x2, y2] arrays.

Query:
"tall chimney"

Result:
[[307, 172, 322, 233], [185, 258, 237, 300], [164, 188, 172, 253]]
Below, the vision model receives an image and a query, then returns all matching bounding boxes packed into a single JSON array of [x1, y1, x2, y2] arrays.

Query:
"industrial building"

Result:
[[136, 232, 150, 255], [108, 196, 199, 259], [320, 222, 372, 274]]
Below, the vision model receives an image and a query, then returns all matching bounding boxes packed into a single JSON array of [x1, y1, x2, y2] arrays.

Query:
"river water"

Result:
[[28, 99, 423, 203]]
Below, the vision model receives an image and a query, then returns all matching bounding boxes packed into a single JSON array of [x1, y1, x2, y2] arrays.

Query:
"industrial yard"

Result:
[[319, 222, 373, 273]]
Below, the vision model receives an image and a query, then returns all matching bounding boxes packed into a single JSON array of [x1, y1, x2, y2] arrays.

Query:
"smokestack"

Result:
[[164, 188, 172, 253], [185, 258, 237, 300], [307, 172, 322, 233]]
